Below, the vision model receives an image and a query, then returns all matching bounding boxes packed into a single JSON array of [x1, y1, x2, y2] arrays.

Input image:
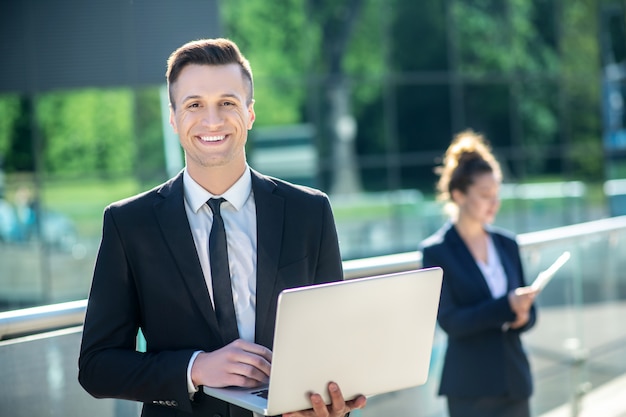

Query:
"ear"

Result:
[[451, 189, 465, 206], [169, 104, 178, 134], [247, 100, 256, 130]]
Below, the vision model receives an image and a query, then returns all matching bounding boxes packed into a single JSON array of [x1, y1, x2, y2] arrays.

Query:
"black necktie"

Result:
[[207, 198, 239, 344]]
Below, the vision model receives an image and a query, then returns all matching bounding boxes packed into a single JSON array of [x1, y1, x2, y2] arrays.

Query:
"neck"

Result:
[[453, 216, 486, 240], [187, 161, 247, 195]]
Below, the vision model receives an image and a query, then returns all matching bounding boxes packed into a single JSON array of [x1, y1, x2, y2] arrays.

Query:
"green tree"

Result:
[[222, 0, 387, 192], [36, 88, 135, 177], [0, 95, 21, 164], [221, 0, 314, 126], [134, 87, 168, 183], [0, 95, 34, 173], [220, 0, 609, 190], [558, 0, 606, 180], [3, 96, 36, 172], [451, 0, 560, 177]]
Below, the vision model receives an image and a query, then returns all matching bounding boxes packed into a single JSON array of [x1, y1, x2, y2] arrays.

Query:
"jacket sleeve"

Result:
[[506, 237, 538, 334], [78, 207, 197, 413], [315, 195, 344, 284], [422, 245, 517, 339]]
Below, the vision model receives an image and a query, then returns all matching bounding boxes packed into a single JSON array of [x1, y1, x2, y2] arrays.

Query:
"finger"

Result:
[[219, 373, 262, 388], [227, 361, 270, 384], [309, 392, 329, 417], [232, 339, 273, 362], [327, 382, 346, 415], [346, 395, 367, 411], [225, 342, 272, 377], [515, 286, 535, 296], [238, 351, 272, 377]]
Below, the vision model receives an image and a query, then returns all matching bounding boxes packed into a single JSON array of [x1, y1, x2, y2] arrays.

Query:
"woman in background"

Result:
[[420, 130, 537, 417]]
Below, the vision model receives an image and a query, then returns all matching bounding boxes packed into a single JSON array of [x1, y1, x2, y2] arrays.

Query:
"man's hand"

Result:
[[282, 382, 367, 417], [191, 339, 272, 388]]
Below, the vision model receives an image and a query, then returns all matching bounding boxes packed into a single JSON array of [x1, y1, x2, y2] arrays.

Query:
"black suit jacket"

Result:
[[78, 170, 344, 417], [419, 222, 536, 399]]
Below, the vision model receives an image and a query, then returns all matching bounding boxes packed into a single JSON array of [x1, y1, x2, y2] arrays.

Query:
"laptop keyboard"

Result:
[[251, 389, 269, 399]]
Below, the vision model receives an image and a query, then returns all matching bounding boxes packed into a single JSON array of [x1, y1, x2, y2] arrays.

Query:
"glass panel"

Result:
[[0, 87, 169, 312]]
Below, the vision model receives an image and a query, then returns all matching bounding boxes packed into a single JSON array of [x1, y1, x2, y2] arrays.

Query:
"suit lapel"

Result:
[[153, 173, 221, 335], [250, 170, 284, 343], [447, 224, 493, 298]]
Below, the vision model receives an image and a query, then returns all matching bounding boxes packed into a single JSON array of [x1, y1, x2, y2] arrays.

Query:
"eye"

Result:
[[188, 102, 200, 109], [221, 101, 235, 107]]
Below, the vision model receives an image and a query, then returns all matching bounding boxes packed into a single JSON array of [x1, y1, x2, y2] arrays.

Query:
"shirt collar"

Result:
[[183, 166, 252, 213]]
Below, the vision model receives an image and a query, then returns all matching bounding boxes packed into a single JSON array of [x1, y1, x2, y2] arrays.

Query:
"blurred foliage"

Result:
[[35, 88, 135, 177], [0, 95, 20, 160], [559, 0, 605, 179], [0, 0, 622, 187], [454, 0, 560, 176], [42, 177, 140, 236], [133, 87, 168, 183], [221, 0, 314, 126], [221, 0, 385, 155]]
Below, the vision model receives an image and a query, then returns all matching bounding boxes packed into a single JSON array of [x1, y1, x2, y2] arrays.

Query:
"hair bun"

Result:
[[435, 129, 502, 217]]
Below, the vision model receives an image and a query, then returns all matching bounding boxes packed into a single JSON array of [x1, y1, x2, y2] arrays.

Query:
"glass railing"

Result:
[[356, 216, 626, 417], [1, 216, 625, 417], [0, 180, 613, 312]]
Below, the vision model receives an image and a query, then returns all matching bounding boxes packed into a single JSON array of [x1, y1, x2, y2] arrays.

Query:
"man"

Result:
[[78, 38, 366, 417]]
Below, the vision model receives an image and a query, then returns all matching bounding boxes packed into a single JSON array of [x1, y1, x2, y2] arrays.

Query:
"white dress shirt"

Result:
[[182, 166, 258, 394]]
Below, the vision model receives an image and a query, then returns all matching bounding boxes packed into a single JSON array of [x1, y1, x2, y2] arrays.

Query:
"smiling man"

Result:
[[78, 38, 366, 417]]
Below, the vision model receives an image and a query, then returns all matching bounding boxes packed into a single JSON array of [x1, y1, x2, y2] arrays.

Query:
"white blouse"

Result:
[[476, 235, 508, 298]]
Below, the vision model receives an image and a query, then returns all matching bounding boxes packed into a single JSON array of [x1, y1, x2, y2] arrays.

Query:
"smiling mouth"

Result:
[[199, 135, 226, 142]]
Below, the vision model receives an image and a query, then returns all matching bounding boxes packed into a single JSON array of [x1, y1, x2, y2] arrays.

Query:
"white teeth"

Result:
[[200, 135, 225, 142]]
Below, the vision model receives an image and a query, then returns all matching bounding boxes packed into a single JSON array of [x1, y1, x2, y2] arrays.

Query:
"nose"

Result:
[[201, 106, 224, 128]]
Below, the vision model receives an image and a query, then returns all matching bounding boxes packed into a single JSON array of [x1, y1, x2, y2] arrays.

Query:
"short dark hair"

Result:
[[166, 38, 254, 108]]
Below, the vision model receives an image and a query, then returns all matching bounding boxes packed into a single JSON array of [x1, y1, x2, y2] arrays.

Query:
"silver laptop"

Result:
[[203, 267, 443, 416]]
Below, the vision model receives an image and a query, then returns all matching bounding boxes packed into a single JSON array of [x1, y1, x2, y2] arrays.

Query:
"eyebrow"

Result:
[[181, 93, 243, 103], [181, 94, 202, 103]]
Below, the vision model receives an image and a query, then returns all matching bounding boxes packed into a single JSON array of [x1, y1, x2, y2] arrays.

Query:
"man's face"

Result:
[[169, 63, 255, 173]]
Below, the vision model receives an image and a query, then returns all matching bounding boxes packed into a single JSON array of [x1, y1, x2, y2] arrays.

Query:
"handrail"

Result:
[[0, 250, 424, 340], [518, 215, 626, 246], [2, 215, 625, 340], [0, 299, 87, 340], [343, 251, 422, 279]]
